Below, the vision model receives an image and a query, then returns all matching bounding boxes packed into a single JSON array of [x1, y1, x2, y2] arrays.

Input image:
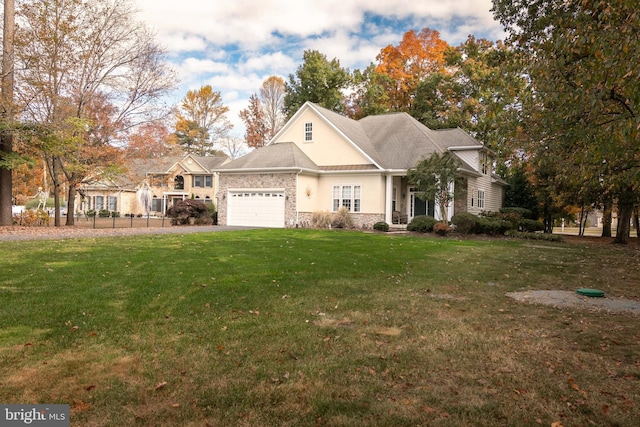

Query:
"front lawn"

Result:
[[0, 229, 638, 426]]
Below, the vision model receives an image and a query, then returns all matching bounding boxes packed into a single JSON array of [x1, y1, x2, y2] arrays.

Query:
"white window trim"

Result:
[[304, 122, 313, 142], [332, 185, 361, 213], [477, 189, 485, 209]]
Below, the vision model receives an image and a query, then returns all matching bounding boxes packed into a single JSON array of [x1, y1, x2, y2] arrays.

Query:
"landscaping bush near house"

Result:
[[373, 221, 389, 232], [166, 199, 210, 225], [86, 209, 96, 218], [311, 210, 332, 228], [407, 215, 437, 233], [24, 197, 57, 210], [331, 206, 355, 229], [433, 222, 452, 236], [500, 206, 536, 220], [482, 210, 520, 231], [519, 218, 544, 232], [206, 204, 218, 225], [111, 211, 120, 218], [477, 215, 510, 235], [98, 209, 110, 217], [451, 212, 479, 235], [12, 209, 50, 226], [505, 230, 562, 242]]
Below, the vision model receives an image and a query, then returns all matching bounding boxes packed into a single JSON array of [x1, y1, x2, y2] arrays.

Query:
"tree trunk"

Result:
[[601, 198, 612, 238], [51, 157, 62, 227], [66, 183, 77, 226], [634, 208, 639, 238], [0, 0, 15, 226], [614, 201, 632, 244], [543, 197, 554, 233]]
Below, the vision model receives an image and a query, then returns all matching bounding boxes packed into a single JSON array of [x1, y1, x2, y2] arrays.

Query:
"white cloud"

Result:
[[135, 0, 506, 142], [240, 52, 297, 75]]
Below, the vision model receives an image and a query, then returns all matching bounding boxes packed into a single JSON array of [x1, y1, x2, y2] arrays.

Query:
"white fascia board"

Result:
[[217, 167, 308, 174], [447, 146, 482, 151]]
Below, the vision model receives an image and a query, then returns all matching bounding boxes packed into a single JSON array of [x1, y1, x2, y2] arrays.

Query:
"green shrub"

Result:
[[25, 197, 57, 210], [166, 199, 210, 225], [451, 212, 479, 235], [193, 217, 214, 225], [86, 209, 96, 218], [407, 215, 437, 233], [98, 209, 110, 217], [434, 222, 452, 236], [477, 216, 510, 235], [505, 230, 562, 242], [331, 206, 355, 229], [519, 219, 544, 232], [111, 211, 120, 218], [373, 221, 389, 232], [482, 210, 520, 231], [311, 211, 332, 228], [206, 204, 218, 225], [500, 207, 535, 220]]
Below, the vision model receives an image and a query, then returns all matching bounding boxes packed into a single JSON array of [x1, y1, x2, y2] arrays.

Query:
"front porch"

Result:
[[385, 176, 437, 226]]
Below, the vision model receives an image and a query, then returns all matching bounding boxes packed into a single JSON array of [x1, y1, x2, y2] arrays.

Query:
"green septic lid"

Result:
[[577, 288, 605, 298]]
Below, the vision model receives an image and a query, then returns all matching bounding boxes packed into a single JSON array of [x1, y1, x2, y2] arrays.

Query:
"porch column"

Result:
[[385, 174, 393, 224]]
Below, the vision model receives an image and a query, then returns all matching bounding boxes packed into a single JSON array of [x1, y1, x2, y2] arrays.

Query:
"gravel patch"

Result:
[[506, 290, 640, 316]]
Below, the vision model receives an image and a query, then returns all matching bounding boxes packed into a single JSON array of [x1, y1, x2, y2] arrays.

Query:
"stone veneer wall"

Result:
[[297, 212, 385, 229], [217, 173, 297, 227]]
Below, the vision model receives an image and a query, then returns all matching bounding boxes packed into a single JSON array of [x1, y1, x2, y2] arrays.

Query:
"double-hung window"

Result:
[[151, 197, 162, 212], [477, 190, 485, 209], [332, 185, 361, 212], [192, 175, 212, 188], [108, 196, 117, 211], [304, 122, 313, 141]]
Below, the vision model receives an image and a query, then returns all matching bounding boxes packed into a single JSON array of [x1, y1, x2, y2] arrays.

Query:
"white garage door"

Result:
[[227, 191, 285, 228]]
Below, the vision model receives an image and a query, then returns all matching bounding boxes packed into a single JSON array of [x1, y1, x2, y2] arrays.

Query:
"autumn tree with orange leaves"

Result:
[[125, 121, 177, 159], [173, 85, 232, 156], [374, 28, 449, 112], [13, 0, 177, 226], [239, 94, 268, 149], [239, 76, 286, 148]]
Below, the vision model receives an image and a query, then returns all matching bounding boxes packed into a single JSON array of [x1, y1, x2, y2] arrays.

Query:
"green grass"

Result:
[[0, 229, 639, 426]]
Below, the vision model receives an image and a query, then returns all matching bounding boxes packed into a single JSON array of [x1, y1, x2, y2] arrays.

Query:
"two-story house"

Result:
[[215, 102, 507, 228], [77, 154, 229, 216]]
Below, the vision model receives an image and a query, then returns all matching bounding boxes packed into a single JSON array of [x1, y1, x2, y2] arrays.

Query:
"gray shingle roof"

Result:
[[222, 102, 486, 172], [217, 142, 318, 170]]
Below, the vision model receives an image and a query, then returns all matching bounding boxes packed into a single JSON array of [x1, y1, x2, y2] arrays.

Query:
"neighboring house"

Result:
[[216, 102, 507, 228], [77, 154, 229, 216]]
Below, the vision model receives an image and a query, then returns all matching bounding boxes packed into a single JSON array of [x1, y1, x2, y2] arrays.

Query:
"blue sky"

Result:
[[135, 0, 506, 138]]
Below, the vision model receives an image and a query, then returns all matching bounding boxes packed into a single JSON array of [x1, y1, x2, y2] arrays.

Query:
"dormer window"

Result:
[[304, 122, 313, 141]]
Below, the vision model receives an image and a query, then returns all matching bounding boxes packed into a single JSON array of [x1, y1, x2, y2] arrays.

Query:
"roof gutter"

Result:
[[448, 145, 497, 156]]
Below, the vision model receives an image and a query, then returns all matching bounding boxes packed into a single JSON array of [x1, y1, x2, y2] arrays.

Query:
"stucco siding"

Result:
[[277, 109, 371, 166], [316, 173, 386, 213]]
